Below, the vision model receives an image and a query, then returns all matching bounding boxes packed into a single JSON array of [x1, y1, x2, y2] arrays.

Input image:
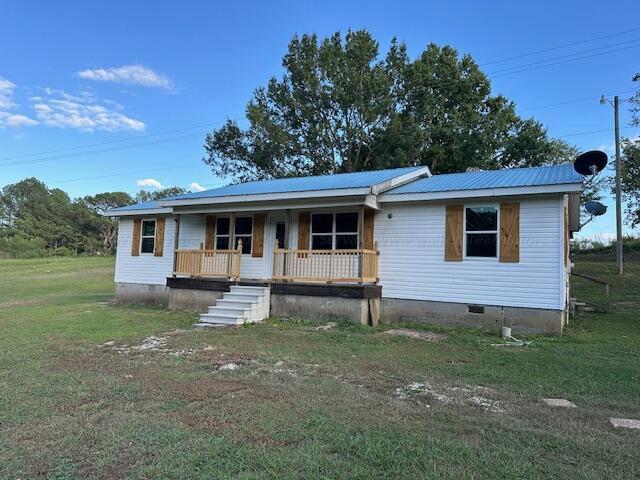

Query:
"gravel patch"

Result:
[[385, 329, 448, 342], [543, 398, 577, 408], [610, 418, 640, 429]]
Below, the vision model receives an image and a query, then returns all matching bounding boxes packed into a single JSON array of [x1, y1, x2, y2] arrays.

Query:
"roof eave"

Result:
[[159, 187, 373, 207], [103, 207, 173, 217], [379, 182, 583, 203]]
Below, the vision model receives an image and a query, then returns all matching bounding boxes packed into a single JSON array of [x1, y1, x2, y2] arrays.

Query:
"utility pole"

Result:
[[601, 94, 624, 276], [613, 96, 623, 276]]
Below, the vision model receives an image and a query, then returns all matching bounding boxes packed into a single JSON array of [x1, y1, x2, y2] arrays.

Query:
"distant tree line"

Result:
[[0, 178, 187, 258]]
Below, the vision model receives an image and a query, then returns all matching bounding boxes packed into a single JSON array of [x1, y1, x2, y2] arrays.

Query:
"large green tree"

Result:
[[82, 192, 134, 252], [134, 186, 189, 203], [620, 138, 640, 227], [618, 73, 640, 227], [204, 30, 575, 181]]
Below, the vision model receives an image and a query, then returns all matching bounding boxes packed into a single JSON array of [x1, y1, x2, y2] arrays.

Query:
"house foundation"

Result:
[[116, 280, 565, 334], [380, 297, 565, 334], [115, 282, 170, 307]]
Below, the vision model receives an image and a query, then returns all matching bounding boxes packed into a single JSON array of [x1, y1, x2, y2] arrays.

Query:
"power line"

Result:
[[0, 118, 241, 164], [481, 26, 640, 66], [519, 89, 635, 112], [487, 38, 640, 75], [38, 125, 638, 187], [0, 131, 210, 169], [557, 126, 635, 138], [47, 162, 204, 185], [492, 43, 640, 78]]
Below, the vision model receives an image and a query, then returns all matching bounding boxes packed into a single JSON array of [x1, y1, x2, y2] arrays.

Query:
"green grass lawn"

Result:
[[0, 256, 639, 479]]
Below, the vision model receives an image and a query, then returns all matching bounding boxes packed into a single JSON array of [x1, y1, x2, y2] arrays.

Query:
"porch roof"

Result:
[[104, 166, 429, 215]]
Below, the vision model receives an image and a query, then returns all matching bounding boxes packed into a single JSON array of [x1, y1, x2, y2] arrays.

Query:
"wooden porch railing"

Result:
[[272, 241, 379, 284], [173, 240, 242, 279]]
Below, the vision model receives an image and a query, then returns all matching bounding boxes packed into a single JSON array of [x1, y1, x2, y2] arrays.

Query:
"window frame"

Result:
[[310, 211, 359, 251], [463, 204, 499, 260], [140, 219, 156, 255], [214, 217, 231, 251], [234, 216, 253, 255]]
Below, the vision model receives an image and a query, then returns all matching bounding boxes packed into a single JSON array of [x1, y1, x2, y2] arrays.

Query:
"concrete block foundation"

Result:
[[380, 297, 565, 334], [270, 294, 380, 325], [115, 282, 170, 307], [168, 288, 224, 313]]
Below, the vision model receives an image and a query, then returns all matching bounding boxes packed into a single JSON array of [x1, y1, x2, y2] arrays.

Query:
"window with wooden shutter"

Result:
[[154, 217, 165, 257], [297, 212, 310, 249], [445, 205, 463, 261], [204, 215, 216, 250], [252, 213, 265, 257], [499, 203, 520, 263], [131, 218, 141, 256]]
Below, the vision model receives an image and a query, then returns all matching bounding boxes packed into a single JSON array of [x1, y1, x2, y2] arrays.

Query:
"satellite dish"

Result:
[[585, 201, 607, 217], [574, 150, 608, 176]]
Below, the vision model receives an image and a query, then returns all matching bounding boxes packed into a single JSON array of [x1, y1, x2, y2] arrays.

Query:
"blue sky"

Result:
[[0, 0, 638, 239]]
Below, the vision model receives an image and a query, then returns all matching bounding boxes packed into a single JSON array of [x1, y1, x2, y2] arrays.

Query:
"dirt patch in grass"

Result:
[[385, 328, 448, 342], [0, 297, 52, 309]]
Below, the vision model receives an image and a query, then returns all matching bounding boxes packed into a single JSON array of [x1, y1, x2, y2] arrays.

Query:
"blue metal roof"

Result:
[[386, 164, 582, 195], [165, 166, 424, 201], [106, 200, 163, 213]]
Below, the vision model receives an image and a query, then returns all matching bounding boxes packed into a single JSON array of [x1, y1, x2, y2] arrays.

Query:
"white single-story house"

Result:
[[106, 164, 583, 334]]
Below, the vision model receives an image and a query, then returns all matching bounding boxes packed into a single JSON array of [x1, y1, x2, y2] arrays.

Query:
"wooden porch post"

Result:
[[357, 206, 365, 283], [172, 214, 181, 277]]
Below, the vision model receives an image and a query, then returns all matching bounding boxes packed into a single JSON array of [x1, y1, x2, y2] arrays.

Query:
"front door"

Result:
[[264, 214, 288, 279]]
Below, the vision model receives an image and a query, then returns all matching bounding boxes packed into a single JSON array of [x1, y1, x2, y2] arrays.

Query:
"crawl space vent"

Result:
[[468, 305, 485, 314]]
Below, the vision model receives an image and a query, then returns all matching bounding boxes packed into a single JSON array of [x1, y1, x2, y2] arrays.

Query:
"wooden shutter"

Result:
[[252, 214, 266, 257], [154, 217, 165, 257], [363, 209, 375, 250], [131, 218, 141, 256], [444, 205, 463, 261], [204, 215, 216, 250], [297, 212, 310, 249], [499, 203, 520, 263]]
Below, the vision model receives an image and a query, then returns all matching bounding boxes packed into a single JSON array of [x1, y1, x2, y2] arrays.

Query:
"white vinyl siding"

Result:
[[115, 216, 176, 285], [375, 196, 565, 310]]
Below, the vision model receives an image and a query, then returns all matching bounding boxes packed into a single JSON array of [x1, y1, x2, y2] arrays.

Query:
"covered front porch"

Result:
[[169, 205, 380, 285]]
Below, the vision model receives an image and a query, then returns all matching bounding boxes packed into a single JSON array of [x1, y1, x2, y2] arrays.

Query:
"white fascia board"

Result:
[[159, 187, 372, 207], [103, 208, 173, 217], [370, 166, 431, 195], [171, 195, 380, 215], [379, 183, 583, 203]]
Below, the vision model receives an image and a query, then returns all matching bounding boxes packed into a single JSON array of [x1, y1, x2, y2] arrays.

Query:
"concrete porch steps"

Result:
[[195, 285, 270, 327]]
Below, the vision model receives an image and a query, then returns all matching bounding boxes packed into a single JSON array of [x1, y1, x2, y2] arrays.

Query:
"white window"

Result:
[[140, 220, 156, 254], [311, 212, 358, 250], [464, 206, 498, 258], [234, 216, 252, 254]]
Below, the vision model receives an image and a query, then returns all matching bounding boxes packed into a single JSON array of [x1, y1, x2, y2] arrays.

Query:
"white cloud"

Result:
[[0, 76, 16, 109], [77, 65, 173, 90], [190, 182, 206, 192], [30, 88, 145, 132], [4, 114, 39, 127], [0, 76, 39, 128], [137, 178, 163, 189]]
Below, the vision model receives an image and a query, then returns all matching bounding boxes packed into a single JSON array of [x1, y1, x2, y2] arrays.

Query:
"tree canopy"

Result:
[[618, 73, 640, 227], [204, 30, 575, 182], [0, 180, 189, 258]]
